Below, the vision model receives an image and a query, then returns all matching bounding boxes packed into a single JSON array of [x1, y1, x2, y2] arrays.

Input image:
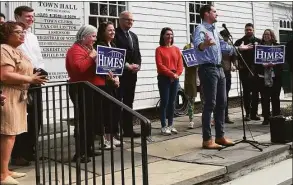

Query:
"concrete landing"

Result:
[[12, 103, 293, 185]]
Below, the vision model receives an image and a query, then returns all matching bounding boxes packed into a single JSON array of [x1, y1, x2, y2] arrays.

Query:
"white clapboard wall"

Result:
[[129, 1, 188, 110]]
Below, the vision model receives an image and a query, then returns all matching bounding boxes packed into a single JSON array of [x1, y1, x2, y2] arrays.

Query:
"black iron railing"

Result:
[[30, 81, 151, 185]]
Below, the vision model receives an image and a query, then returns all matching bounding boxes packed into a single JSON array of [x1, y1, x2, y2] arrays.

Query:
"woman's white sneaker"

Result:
[[169, 126, 178, 134], [188, 122, 194, 129], [113, 138, 123, 147], [10, 172, 26, 179], [100, 140, 116, 150], [161, 127, 171, 135]]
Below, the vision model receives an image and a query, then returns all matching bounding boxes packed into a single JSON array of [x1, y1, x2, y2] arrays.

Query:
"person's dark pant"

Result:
[[239, 70, 259, 117], [69, 84, 96, 156], [100, 86, 119, 134], [69, 83, 119, 155], [157, 75, 179, 127], [12, 84, 43, 160], [116, 75, 137, 134], [224, 71, 232, 119], [258, 77, 282, 121], [69, 83, 118, 155], [198, 65, 226, 141]]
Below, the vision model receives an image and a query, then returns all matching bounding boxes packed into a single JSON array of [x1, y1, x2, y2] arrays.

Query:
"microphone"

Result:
[[222, 23, 231, 37]]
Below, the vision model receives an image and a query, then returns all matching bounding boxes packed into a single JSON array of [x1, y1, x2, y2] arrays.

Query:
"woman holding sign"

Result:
[[255, 29, 283, 125], [95, 21, 121, 149], [155, 27, 184, 135], [66, 24, 120, 163]]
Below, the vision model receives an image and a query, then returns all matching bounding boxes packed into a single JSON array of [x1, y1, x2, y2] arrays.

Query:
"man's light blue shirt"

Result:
[[193, 21, 235, 65]]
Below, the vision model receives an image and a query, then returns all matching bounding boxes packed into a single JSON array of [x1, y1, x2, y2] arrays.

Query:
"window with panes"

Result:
[[279, 20, 293, 30], [188, 1, 213, 39], [89, 1, 126, 28]]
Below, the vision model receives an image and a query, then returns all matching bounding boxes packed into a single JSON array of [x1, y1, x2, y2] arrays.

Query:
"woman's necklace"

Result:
[[77, 42, 92, 53]]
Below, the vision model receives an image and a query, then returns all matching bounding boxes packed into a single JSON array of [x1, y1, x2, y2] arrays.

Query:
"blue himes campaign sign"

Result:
[[255, 45, 285, 64], [96, 46, 126, 76], [182, 48, 199, 67]]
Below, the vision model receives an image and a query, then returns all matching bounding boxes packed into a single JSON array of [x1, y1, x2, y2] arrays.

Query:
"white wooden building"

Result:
[[1, 1, 292, 111]]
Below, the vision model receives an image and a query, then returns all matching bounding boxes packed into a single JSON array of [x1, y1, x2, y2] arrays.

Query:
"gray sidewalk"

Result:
[[12, 102, 292, 185]]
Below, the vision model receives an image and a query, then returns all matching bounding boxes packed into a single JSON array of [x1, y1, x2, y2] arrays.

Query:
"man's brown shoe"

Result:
[[202, 139, 223, 149], [215, 137, 235, 146]]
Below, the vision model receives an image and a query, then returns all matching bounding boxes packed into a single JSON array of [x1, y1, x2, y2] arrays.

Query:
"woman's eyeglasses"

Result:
[[13, 30, 26, 35]]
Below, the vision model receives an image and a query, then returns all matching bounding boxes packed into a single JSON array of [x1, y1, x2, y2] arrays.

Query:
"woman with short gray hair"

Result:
[[66, 24, 119, 163], [66, 25, 102, 163], [75, 25, 97, 44]]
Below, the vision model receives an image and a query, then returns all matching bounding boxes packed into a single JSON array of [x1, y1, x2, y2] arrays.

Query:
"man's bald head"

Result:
[[119, 11, 134, 31], [119, 11, 132, 18]]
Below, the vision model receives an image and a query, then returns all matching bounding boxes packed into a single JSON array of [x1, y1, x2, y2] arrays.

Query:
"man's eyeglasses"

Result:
[[122, 18, 134, 22]]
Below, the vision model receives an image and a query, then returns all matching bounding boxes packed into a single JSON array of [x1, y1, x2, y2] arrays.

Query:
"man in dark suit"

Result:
[[235, 23, 262, 121], [286, 39, 293, 73], [286, 38, 293, 115], [114, 11, 141, 137]]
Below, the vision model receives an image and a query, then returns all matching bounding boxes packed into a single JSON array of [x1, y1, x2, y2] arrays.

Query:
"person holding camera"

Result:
[[11, 6, 47, 166], [0, 21, 47, 185], [0, 94, 6, 106]]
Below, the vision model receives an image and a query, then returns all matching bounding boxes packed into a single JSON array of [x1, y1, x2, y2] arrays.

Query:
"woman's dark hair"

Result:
[[159, 27, 174, 46], [0, 21, 25, 44], [97, 21, 114, 43], [262, 29, 277, 44], [200, 5, 212, 20], [0, 13, 5, 19]]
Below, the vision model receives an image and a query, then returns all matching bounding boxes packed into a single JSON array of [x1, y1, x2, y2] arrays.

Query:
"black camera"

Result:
[[33, 68, 48, 78]]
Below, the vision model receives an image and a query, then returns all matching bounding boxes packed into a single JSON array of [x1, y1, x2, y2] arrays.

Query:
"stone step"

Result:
[[11, 104, 293, 185], [172, 135, 292, 185], [203, 146, 292, 185]]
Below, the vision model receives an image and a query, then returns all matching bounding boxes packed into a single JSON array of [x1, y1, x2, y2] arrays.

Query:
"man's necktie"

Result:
[[125, 31, 133, 50]]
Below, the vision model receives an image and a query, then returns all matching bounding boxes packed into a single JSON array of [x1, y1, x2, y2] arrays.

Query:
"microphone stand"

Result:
[[219, 29, 263, 152]]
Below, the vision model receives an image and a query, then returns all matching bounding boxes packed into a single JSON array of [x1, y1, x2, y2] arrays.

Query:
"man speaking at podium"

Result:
[[193, 5, 253, 149]]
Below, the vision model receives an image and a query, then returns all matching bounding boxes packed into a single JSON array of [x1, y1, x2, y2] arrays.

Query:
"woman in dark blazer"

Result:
[[255, 29, 283, 125]]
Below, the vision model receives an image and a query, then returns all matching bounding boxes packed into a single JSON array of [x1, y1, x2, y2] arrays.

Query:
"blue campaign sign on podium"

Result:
[[255, 45, 285, 64], [182, 48, 199, 67], [96, 45, 126, 76]]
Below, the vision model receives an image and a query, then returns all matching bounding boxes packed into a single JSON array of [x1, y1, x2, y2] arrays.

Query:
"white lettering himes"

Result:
[[18, 29, 45, 69]]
